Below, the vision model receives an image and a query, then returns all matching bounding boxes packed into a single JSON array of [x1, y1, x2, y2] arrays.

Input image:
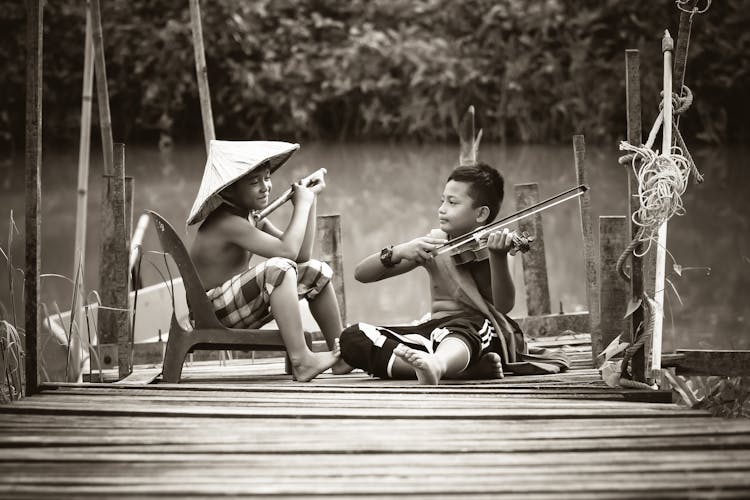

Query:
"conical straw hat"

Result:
[[187, 140, 299, 225]]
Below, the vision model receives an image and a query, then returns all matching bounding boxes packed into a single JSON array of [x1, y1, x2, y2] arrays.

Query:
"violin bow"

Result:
[[252, 168, 327, 222], [436, 184, 589, 255]]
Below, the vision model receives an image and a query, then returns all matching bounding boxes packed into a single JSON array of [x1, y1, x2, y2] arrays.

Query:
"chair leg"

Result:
[[161, 315, 192, 383]]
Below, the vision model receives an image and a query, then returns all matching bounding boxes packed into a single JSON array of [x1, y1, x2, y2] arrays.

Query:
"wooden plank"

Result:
[[625, 49, 649, 382], [24, 0, 44, 395], [315, 214, 346, 325], [514, 183, 551, 315], [663, 350, 750, 377], [188, 0, 215, 151], [597, 216, 629, 358], [572, 135, 599, 364], [516, 312, 590, 338]]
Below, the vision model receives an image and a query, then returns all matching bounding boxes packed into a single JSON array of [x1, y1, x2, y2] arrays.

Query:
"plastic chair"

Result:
[[146, 210, 310, 382]]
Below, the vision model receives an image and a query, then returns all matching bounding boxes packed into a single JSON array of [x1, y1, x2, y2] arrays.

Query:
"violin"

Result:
[[449, 231, 535, 266], [433, 184, 588, 264]]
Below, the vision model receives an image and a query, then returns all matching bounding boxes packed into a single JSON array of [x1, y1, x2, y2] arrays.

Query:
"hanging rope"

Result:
[[615, 85, 703, 282], [675, 0, 711, 17]]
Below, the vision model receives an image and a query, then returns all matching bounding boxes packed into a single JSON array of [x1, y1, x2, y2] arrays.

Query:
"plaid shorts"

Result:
[[206, 257, 332, 329]]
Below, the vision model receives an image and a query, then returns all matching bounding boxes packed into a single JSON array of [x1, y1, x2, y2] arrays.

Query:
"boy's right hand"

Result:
[[393, 236, 447, 264], [291, 181, 315, 207]]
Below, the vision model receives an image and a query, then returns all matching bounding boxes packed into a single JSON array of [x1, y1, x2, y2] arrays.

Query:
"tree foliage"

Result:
[[1, 0, 748, 148]]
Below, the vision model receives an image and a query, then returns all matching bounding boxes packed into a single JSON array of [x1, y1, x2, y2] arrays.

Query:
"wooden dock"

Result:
[[2, 338, 750, 498]]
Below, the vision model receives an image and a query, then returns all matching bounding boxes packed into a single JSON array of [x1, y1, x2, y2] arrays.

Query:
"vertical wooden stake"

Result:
[[652, 31, 674, 376], [189, 0, 216, 151], [514, 183, 550, 316], [598, 216, 630, 358], [316, 215, 346, 326], [625, 49, 648, 382], [24, 0, 44, 395], [125, 176, 134, 251], [572, 135, 599, 363], [113, 145, 130, 379]]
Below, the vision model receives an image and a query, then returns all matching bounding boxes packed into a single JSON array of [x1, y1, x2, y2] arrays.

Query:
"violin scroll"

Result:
[[508, 231, 535, 256]]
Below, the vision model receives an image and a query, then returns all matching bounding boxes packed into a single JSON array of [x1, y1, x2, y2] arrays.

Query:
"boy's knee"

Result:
[[298, 259, 333, 301], [300, 259, 333, 280], [257, 257, 298, 299], [266, 257, 297, 274]]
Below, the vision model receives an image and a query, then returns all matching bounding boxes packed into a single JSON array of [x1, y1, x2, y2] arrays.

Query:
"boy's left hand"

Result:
[[305, 170, 327, 195], [486, 228, 514, 255]]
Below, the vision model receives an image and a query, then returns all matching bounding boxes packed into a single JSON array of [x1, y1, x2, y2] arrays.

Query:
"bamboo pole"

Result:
[[90, 0, 113, 176], [189, 0, 216, 152], [652, 31, 674, 375], [625, 49, 647, 382], [24, 0, 43, 395], [72, 3, 94, 367]]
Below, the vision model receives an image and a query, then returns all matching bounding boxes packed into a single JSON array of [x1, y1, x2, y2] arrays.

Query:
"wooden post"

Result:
[[673, 0, 697, 126], [125, 176, 134, 250], [652, 31, 674, 376], [24, 0, 43, 395], [189, 0, 216, 151], [514, 183, 550, 316], [316, 215, 346, 326], [108, 144, 130, 379], [625, 49, 648, 382], [572, 135, 600, 363], [597, 216, 629, 359]]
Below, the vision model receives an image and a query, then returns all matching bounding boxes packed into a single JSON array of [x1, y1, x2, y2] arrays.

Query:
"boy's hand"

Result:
[[305, 170, 327, 195], [486, 228, 514, 255], [291, 181, 315, 206], [394, 236, 447, 264]]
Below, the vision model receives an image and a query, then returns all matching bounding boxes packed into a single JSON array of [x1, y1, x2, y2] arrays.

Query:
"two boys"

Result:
[[188, 141, 562, 384]]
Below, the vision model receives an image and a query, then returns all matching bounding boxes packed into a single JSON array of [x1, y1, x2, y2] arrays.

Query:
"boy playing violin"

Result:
[[187, 140, 351, 382], [340, 162, 566, 384]]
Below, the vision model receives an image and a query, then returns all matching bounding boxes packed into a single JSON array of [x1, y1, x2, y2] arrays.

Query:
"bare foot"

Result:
[[393, 344, 443, 385], [459, 352, 504, 380], [292, 351, 339, 382], [330, 338, 355, 375]]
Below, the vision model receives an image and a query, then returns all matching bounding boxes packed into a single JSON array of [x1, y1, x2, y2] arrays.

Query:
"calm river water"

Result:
[[0, 142, 747, 350]]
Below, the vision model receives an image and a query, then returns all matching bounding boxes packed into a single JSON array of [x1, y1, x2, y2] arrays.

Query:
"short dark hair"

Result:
[[447, 162, 504, 221]]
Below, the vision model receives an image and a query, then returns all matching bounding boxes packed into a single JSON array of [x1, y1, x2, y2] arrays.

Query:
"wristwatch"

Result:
[[380, 245, 396, 268]]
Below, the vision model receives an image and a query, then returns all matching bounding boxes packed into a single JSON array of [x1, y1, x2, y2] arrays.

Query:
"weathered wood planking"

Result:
[[3, 334, 750, 498]]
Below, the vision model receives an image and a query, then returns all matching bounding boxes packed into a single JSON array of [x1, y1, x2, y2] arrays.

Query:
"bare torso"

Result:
[[190, 206, 256, 290]]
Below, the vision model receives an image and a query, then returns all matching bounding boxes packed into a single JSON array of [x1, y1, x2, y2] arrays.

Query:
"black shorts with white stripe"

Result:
[[339, 313, 500, 379]]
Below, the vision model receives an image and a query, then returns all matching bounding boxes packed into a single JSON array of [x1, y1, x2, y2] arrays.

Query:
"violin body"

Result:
[[450, 231, 535, 266]]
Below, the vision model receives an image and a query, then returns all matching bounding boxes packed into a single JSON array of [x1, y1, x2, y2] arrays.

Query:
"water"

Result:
[[1, 142, 748, 350]]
